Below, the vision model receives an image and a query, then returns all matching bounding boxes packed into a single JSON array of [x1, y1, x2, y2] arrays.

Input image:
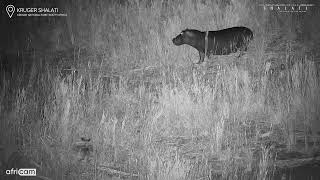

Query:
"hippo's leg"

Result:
[[237, 45, 248, 58], [196, 51, 205, 64]]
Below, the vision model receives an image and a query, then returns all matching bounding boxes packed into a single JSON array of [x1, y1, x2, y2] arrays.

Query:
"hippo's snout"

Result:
[[172, 38, 178, 45], [172, 37, 183, 46]]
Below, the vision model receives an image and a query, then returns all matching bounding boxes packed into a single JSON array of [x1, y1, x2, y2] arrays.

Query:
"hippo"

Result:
[[172, 26, 253, 64]]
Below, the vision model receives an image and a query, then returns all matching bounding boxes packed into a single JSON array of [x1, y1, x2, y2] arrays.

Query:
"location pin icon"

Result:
[[6, 5, 15, 18]]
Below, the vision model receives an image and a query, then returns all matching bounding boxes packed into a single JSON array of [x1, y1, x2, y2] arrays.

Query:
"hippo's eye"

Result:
[[180, 32, 184, 35]]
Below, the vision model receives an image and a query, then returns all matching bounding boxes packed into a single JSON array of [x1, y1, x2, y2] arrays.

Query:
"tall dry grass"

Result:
[[0, 0, 319, 179]]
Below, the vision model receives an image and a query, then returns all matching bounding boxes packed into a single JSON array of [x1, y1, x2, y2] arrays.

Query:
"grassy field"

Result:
[[1, 0, 320, 179]]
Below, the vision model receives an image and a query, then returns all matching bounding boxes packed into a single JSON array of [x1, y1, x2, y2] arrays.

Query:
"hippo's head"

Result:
[[172, 29, 195, 46]]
